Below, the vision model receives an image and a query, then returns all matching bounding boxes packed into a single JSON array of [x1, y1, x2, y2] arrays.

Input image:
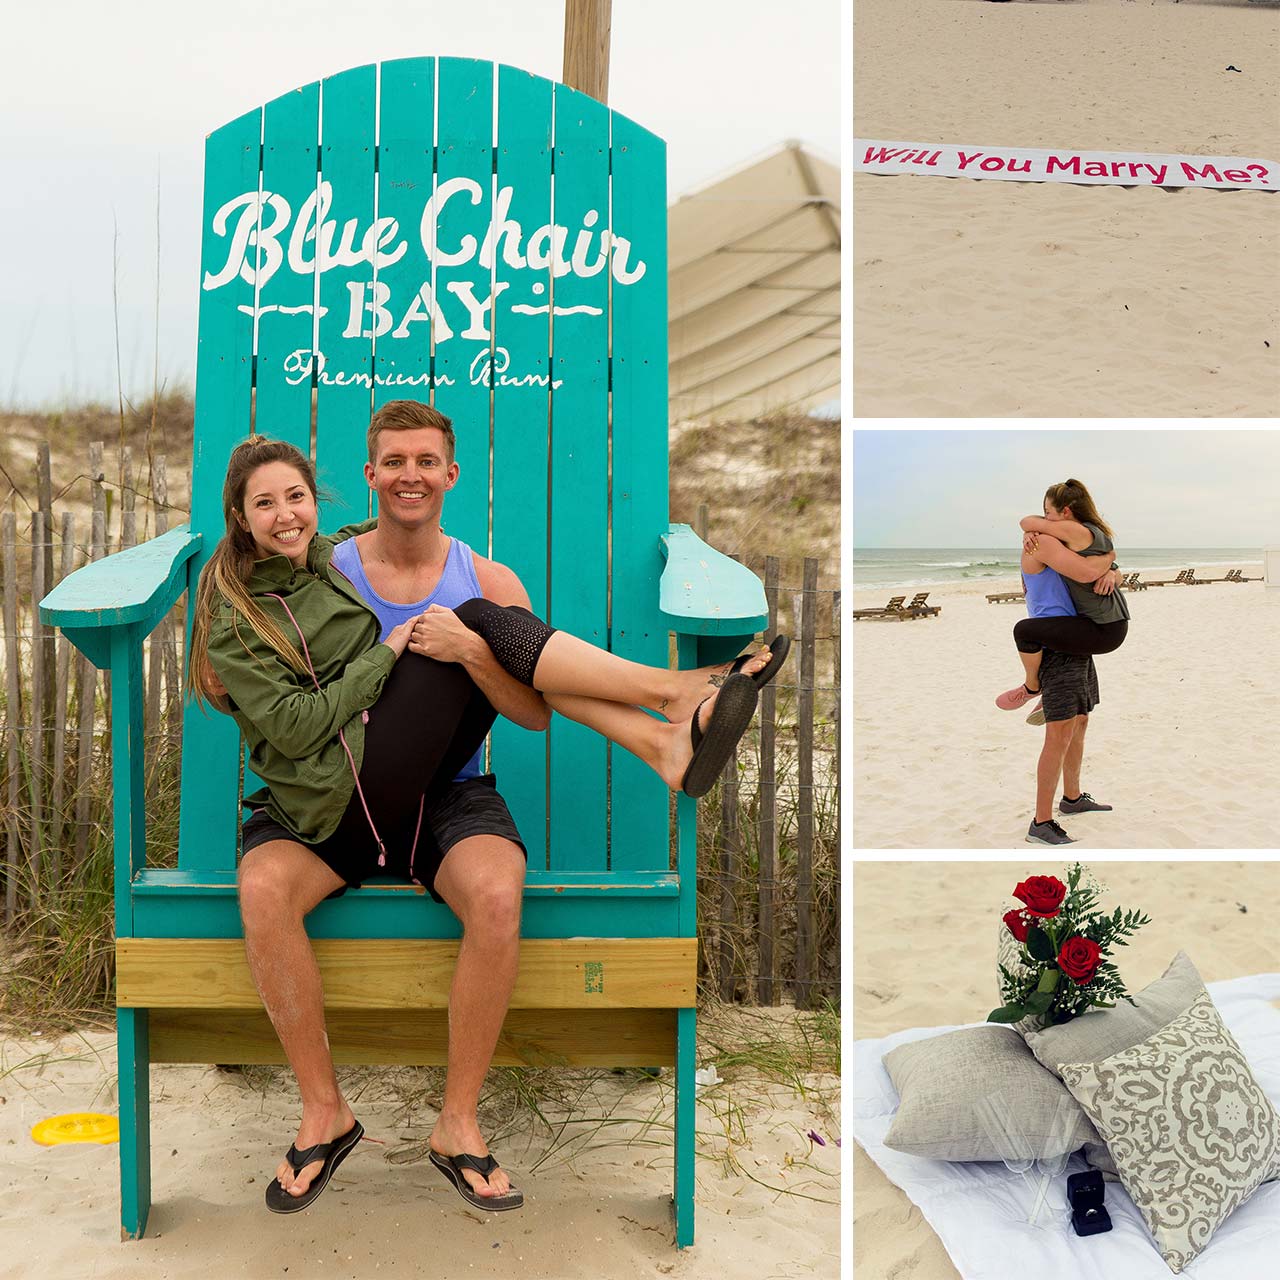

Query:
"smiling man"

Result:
[[332, 400, 548, 1209]]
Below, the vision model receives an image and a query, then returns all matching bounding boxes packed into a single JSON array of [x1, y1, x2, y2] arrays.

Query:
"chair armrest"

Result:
[[659, 524, 769, 665], [39, 526, 201, 666]]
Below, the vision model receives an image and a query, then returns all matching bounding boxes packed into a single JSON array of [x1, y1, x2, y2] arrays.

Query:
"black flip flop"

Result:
[[680, 672, 759, 798], [730, 633, 791, 691], [429, 1149, 524, 1211], [265, 1119, 364, 1214]]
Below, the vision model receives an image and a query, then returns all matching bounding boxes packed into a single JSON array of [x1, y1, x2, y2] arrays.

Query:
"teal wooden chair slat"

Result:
[[40, 58, 769, 1248], [548, 82, 612, 871], [489, 62, 555, 858]]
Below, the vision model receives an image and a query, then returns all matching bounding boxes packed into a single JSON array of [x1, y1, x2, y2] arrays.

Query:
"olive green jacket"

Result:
[[206, 525, 394, 844]]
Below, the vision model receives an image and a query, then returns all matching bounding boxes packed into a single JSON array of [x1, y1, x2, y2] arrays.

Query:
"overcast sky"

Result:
[[2, 0, 840, 409], [853, 430, 1280, 548]]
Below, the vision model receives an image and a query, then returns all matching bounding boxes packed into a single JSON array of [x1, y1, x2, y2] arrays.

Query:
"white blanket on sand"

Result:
[[851, 975, 1280, 1280]]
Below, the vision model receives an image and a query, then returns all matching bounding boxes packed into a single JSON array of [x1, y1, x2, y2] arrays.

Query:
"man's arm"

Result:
[[1027, 532, 1116, 584], [408, 557, 551, 731]]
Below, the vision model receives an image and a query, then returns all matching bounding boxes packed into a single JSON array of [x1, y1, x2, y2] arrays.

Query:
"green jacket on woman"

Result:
[[206, 524, 395, 845]]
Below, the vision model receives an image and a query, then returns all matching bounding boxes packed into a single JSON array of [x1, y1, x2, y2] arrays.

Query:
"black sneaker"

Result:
[[1026, 818, 1076, 846], [1059, 792, 1113, 815]]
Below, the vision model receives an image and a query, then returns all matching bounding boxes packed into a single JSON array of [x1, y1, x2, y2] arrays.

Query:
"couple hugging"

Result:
[[993, 479, 1131, 847], [187, 399, 789, 1215]]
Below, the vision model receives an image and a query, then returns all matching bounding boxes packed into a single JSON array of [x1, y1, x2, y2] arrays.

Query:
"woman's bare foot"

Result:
[[657, 645, 774, 723], [429, 1110, 513, 1199], [276, 1097, 357, 1197]]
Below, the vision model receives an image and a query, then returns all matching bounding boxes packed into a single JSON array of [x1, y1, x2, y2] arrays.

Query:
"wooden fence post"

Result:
[[3, 512, 21, 924], [74, 447, 107, 869], [50, 512, 75, 888], [29, 510, 47, 907], [756, 556, 779, 1005], [121, 446, 137, 550], [793, 557, 817, 1008], [36, 445, 56, 737]]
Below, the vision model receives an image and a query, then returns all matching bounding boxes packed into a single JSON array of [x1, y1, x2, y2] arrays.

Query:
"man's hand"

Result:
[[1093, 568, 1120, 596], [408, 604, 481, 664]]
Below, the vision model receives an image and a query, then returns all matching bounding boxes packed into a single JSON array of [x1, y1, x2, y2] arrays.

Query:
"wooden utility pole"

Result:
[[563, 0, 612, 104]]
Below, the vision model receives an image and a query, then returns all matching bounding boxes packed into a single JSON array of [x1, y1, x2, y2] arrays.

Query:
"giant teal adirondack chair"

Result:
[[39, 59, 766, 1246]]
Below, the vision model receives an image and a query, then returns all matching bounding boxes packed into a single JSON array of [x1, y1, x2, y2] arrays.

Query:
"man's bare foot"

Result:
[[657, 645, 773, 723], [277, 1097, 357, 1197], [429, 1111, 513, 1199]]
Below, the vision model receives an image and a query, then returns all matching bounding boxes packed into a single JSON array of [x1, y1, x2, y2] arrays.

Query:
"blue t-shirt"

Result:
[[331, 534, 485, 779], [1023, 565, 1076, 618]]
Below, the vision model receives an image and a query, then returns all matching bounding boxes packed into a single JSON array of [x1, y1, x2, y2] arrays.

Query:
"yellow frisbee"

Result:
[[31, 1112, 119, 1146]]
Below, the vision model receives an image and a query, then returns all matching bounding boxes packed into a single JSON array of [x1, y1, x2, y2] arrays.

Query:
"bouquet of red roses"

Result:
[[989, 863, 1151, 1029]]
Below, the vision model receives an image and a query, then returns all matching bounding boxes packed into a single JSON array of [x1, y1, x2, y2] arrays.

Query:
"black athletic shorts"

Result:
[[240, 774, 526, 905]]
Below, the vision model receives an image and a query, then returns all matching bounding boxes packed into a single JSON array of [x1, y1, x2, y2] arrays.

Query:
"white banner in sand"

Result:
[[855, 140, 1279, 192]]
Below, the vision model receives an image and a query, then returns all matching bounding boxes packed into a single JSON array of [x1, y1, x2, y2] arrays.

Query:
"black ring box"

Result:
[[1067, 1169, 1112, 1236]]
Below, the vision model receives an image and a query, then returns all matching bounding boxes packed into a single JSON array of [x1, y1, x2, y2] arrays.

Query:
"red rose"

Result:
[[1057, 936, 1102, 984], [1013, 875, 1067, 918], [1003, 909, 1033, 943]]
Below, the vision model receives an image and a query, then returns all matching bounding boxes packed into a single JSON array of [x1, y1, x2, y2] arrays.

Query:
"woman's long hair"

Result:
[[186, 437, 314, 706], [1044, 478, 1113, 539]]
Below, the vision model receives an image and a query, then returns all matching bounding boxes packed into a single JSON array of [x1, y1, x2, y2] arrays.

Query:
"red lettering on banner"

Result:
[[958, 151, 982, 171], [1047, 155, 1081, 176], [1181, 162, 1222, 183], [1223, 169, 1251, 183], [1007, 159, 1032, 174]]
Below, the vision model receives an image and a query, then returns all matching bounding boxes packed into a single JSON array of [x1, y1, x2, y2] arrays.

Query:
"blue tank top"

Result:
[[331, 534, 486, 779], [1023, 566, 1076, 619]]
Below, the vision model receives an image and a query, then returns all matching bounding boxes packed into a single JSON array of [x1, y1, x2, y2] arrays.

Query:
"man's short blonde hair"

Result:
[[367, 400, 456, 465]]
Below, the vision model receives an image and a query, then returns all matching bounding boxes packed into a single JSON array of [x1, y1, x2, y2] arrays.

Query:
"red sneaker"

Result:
[[996, 683, 1038, 710]]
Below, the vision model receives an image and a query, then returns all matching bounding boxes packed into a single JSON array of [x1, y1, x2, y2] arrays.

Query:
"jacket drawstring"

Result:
[[266, 592, 389, 867]]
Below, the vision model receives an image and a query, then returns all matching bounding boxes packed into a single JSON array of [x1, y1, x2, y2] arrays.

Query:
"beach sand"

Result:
[[852, 859, 1280, 1280], [853, 0, 1280, 417], [0, 1006, 839, 1279], [851, 568, 1279, 848]]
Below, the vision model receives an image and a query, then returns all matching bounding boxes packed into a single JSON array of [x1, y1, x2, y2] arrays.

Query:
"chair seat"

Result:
[[130, 867, 684, 939]]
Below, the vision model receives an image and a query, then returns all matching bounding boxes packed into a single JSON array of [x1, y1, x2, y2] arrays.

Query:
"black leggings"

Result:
[[333, 598, 558, 845], [1014, 616, 1128, 657]]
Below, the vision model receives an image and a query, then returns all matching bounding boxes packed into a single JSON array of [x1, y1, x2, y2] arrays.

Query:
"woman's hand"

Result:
[[383, 617, 416, 658], [1093, 569, 1120, 596], [1023, 530, 1040, 555]]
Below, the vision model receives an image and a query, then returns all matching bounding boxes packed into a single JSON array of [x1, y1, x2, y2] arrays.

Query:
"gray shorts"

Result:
[[241, 774, 526, 904], [1039, 649, 1100, 723]]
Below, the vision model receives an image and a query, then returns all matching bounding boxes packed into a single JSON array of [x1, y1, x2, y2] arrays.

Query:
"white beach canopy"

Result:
[[668, 142, 839, 422]]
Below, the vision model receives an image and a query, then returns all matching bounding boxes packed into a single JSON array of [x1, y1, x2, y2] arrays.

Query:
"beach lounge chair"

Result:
[[38, 57, 768, 1247], [853, 594, 907, 620], [1120, 572, 1147, 591], [904, 591, 941, 618], [1144, 569, 1190, 587], [985, 591, 1025, 604]]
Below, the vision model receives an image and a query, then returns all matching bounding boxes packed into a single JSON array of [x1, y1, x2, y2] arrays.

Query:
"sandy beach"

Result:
[[853, 0, 1280, 417], [851, 567, 1279, 848], [852, 859, 1280, 1280], [0, 1006, 838, 1279]]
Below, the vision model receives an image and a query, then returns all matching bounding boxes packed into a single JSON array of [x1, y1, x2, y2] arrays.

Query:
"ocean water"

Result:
[[852, 548, 1263, 591]]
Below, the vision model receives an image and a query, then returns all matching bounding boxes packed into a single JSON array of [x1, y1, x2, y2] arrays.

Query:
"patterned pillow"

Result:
[[1059, 990, 1280, 1273]]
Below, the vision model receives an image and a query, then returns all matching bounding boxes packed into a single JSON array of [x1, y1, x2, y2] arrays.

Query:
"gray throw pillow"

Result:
[[1060, 990, 1280, 1273], [882, 1025, 1101, 1162], [1024, 950, 1203, 1077]]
